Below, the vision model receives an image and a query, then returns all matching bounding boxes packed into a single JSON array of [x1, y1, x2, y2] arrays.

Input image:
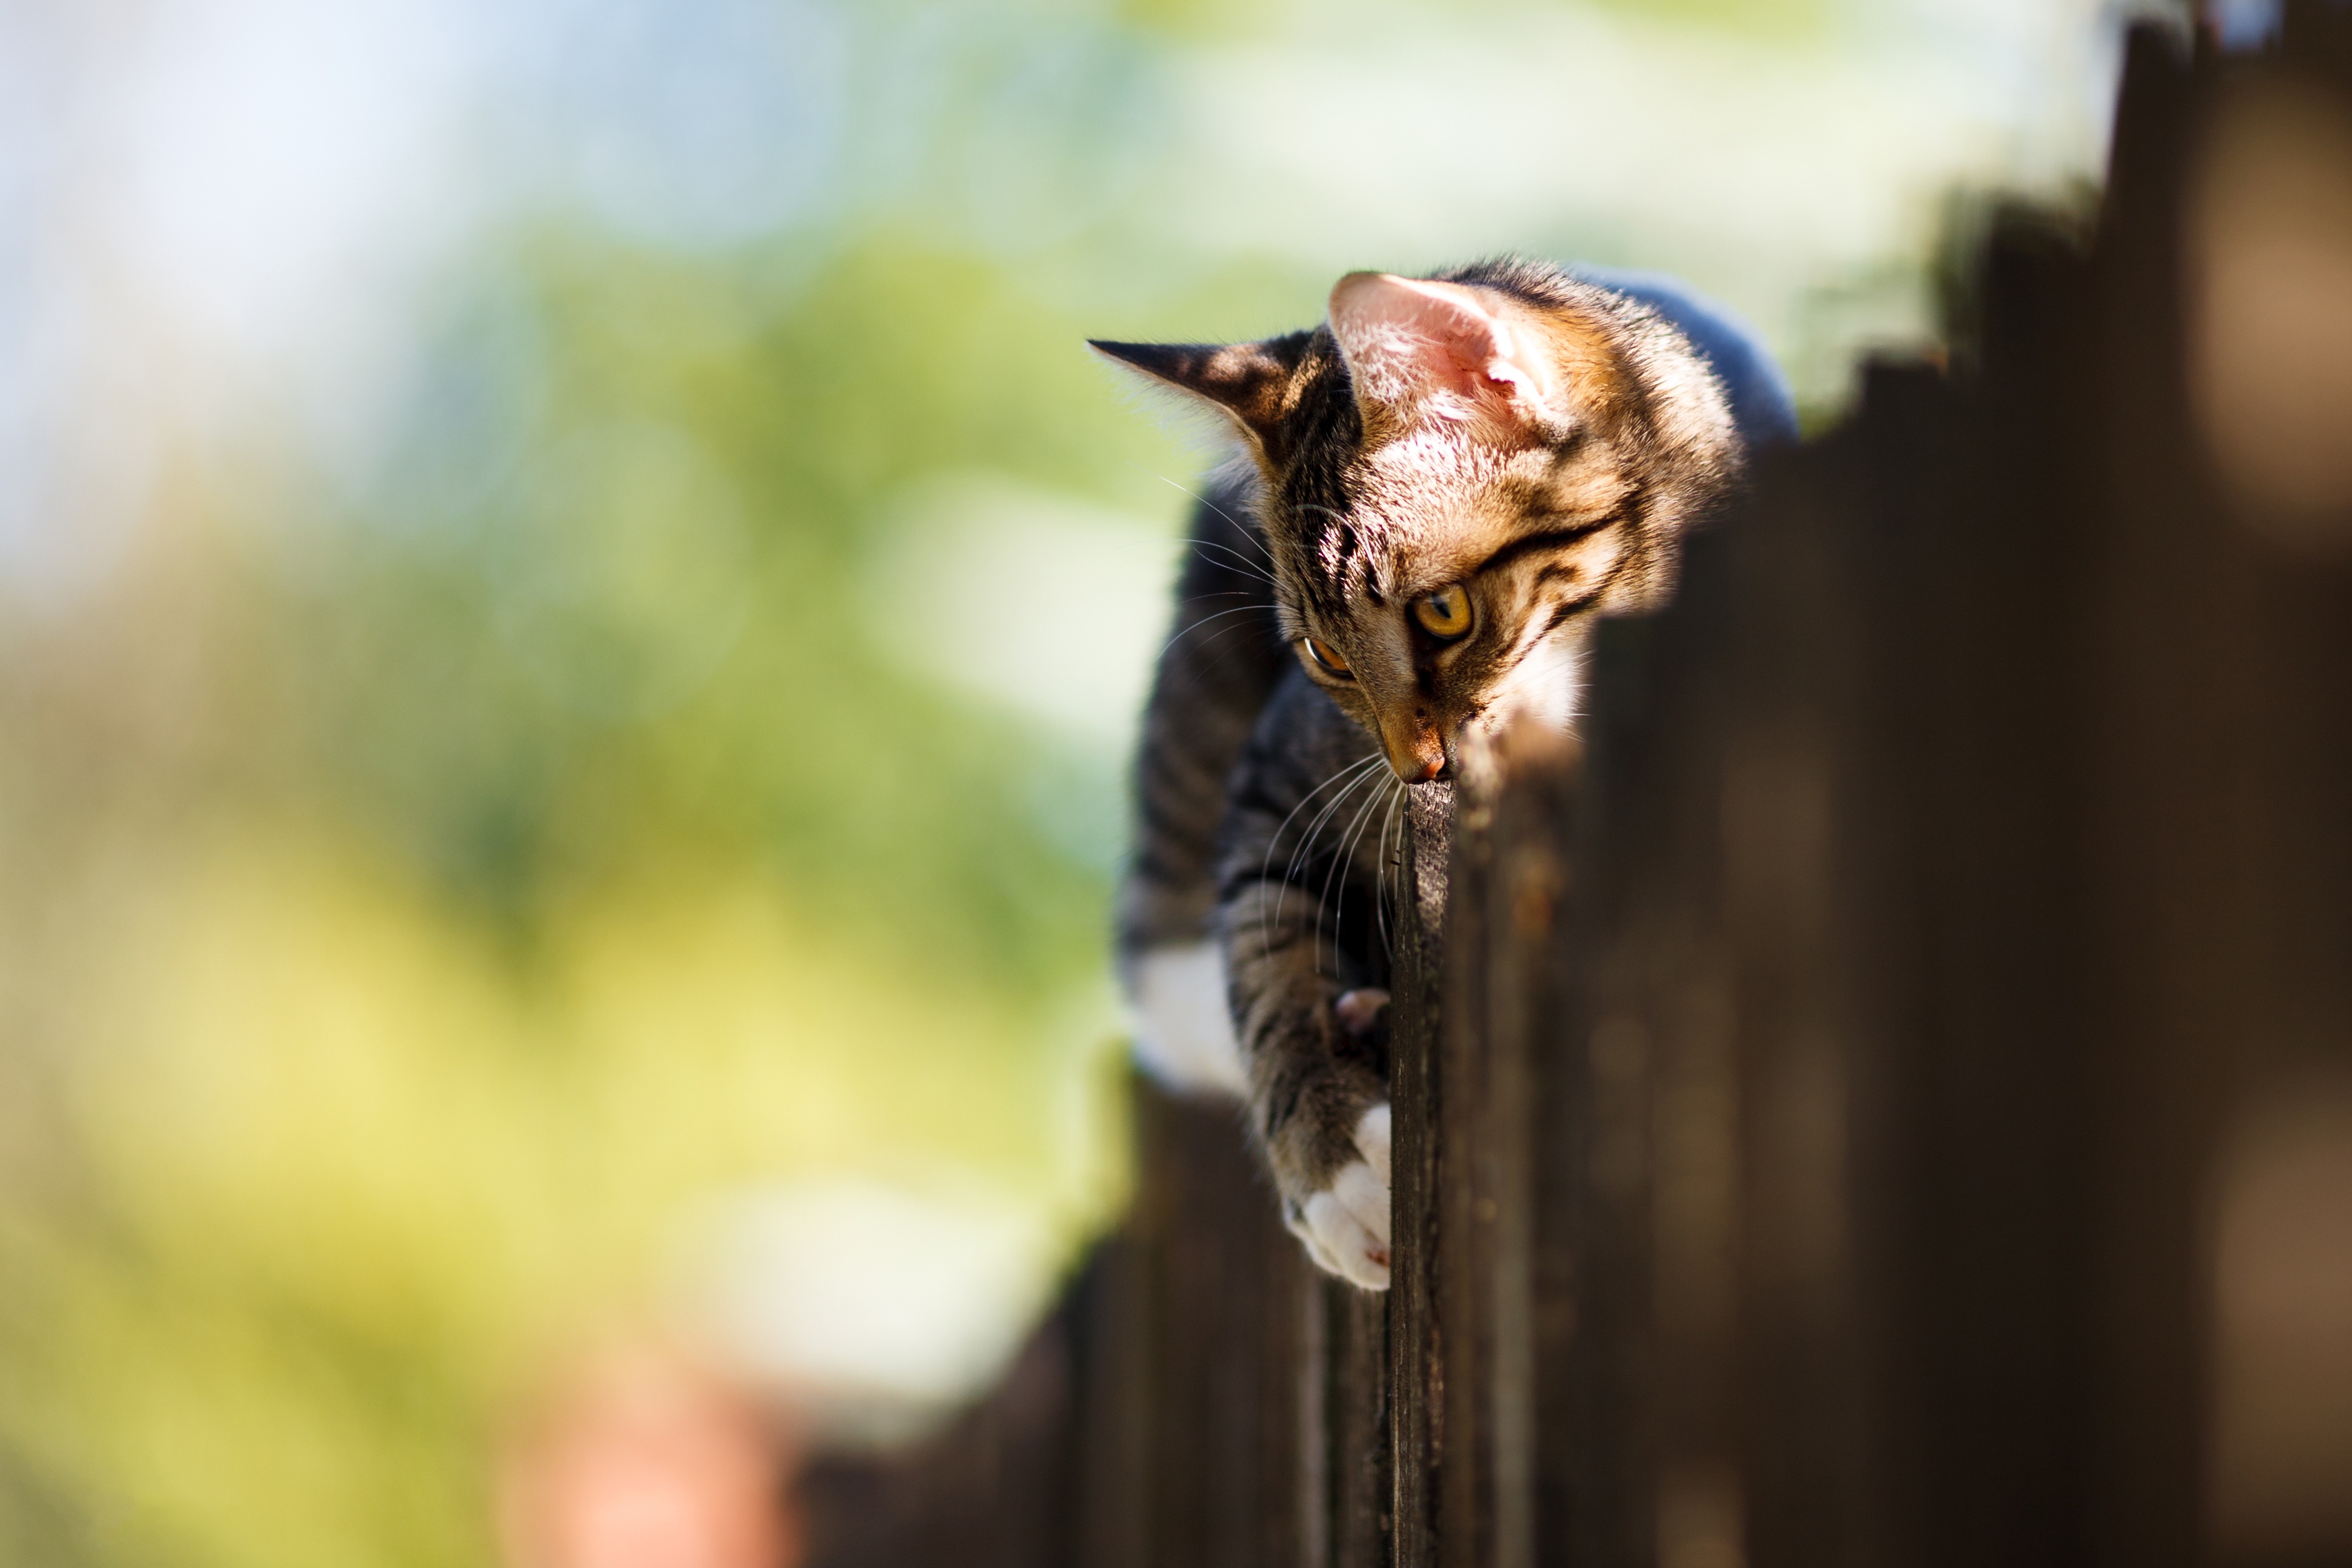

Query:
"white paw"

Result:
[[1357, 1102, 1392, 1183], [1286, 1104, 1395, 1291]]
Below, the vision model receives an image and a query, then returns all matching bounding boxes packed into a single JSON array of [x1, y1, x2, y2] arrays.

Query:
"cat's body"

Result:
[[1102, 260, 1793, 1287]]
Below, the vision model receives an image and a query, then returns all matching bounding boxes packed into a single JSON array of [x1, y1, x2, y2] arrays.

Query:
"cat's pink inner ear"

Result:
[[1328, 273, 1544, 423]]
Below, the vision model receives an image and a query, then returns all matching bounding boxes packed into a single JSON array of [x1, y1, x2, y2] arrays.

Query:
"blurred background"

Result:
[[0, 0, 2190, 1563]]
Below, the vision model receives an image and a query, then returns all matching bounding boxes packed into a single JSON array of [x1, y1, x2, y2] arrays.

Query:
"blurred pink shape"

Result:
[[500, 1338, 802, 1568]]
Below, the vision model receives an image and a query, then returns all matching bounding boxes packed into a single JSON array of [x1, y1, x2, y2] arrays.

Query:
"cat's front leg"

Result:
[[1116, 467, 1289, 1096], [1224, 876, 1396, 1288], [1215, 672, 1407, 1289]]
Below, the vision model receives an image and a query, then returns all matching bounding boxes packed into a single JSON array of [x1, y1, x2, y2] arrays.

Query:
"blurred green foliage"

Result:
[[0, 203, 1274, 1564], [288, 236, 1168, 988]]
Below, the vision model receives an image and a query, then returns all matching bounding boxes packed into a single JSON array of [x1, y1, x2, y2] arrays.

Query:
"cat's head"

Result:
[[1096, 260, 1744, 785]]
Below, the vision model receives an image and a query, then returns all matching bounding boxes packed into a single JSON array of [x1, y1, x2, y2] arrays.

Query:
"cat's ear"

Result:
[[1327, 273, 1558, 436], [1088, 336, 1306, 450]]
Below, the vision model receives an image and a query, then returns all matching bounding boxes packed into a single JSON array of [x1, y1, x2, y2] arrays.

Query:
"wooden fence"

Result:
[[806, 13, 2352, 1567]]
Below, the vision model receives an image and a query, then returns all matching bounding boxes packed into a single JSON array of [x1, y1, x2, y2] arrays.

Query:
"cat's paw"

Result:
[[1332, 987, 1390, 1036], [1283, 1103, 1393, 1291]]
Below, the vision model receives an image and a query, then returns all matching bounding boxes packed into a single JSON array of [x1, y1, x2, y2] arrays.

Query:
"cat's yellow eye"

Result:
[[1303, 637, 1352, 678], [1413, 585, 1474, 640]]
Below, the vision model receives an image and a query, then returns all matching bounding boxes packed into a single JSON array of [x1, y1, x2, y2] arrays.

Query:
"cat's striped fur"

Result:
[[1099, 259, 1785, 1287]]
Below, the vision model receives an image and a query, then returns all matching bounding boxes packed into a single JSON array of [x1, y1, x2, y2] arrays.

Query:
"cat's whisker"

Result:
[[1313, 779, 1383, 943], [1159, 603, 1273, 660], [1179, 623, 1274, 667], [1147, 472, 1273, 560], [1187, 614, 1268, 645], [1280, 754, 1386, 887], [1276, 756, 1391, 976], [1289, 764, 1391, 980], [1188, 538, 1280, 586], [1178, 611, 1299, 668], [1276, 756, 1388, 907], [1353, 778, 1406, 977], [1258, 754, 1389, 968], [1318, 767, 1394, 981], [1251, 752, 1392, 964], [1139, 471, 1279, 584]]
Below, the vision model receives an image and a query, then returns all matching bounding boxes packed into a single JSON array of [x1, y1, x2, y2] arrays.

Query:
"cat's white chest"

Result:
[[1127, 939, 1248, 1097]]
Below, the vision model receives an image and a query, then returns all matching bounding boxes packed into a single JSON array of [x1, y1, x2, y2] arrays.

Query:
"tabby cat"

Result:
[[1097, 260, 1794, 1289]]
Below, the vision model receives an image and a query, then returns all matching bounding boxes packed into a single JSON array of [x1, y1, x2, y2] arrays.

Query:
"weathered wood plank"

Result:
[[1389, 788, 1449, 1568]]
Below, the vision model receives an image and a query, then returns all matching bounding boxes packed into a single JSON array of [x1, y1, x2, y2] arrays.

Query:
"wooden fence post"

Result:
[[810, 17, 2352, 1566], [1388, 785, 1450, 1568]]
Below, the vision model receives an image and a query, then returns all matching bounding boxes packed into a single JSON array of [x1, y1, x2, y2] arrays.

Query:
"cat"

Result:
[[1098, 259, 1795, 1289]]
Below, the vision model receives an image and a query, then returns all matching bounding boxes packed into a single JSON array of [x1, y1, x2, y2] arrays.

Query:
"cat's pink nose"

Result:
[[1392, 737, 1448, 781], [1383, 719, 1449, 782], [1384, 748, 1446, 782]]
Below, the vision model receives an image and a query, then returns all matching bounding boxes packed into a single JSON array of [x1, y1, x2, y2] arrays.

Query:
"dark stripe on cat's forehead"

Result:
[[1271, 347, 1370, 617], [1535, 586, 1606, 641], [1476, 518, 1620, 578], [1328, 520, 1361, 590]]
